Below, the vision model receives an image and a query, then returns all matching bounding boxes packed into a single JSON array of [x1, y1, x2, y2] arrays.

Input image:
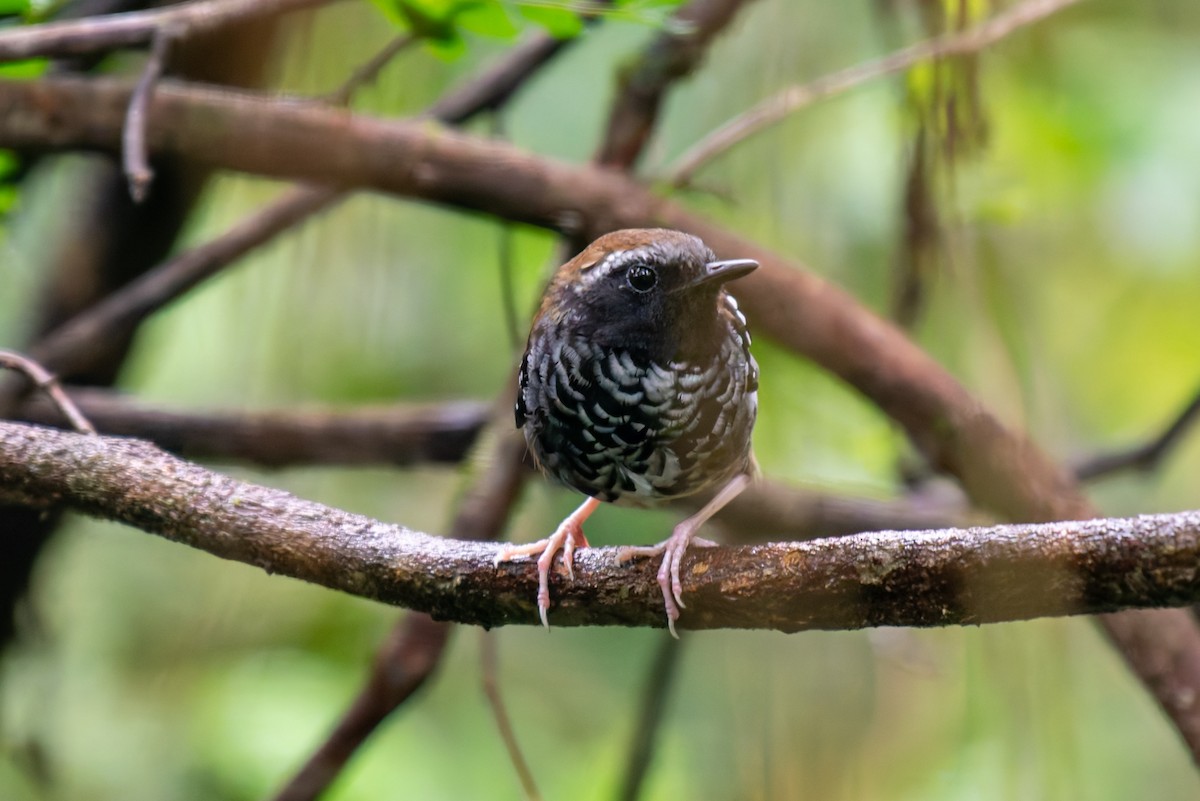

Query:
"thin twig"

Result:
[[323, 34, 416, 106], [0, 351, 94, 434], [616, 638, 683, 801], [435, 421, 550, 784], [0, 0, 334, 62], [123, 26, 173, 202], [461, 428, 540, 796], [667, 0, 1085, 186], [1076, 383, 1200, 481], [481, 632, 543, 801]]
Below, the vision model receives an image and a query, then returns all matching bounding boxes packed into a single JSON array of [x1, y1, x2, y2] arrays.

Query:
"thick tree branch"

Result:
[[2, 420, 1199, 633], [0, 0, 334, 62]]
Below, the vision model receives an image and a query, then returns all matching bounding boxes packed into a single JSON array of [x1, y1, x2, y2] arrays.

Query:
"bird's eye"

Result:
[[626, 264, 658, 293]]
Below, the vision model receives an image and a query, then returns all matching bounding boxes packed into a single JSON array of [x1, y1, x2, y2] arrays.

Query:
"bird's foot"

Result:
[[618, 527, 718, 639], [494, 497, 599, 628]]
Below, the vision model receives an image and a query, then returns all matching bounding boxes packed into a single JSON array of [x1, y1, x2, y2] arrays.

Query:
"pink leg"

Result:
[[619, 474, 751, 638], [494, 496, 601, 628]]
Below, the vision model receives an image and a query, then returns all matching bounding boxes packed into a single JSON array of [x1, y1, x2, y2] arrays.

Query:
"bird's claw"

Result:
[[619, 533, 718, 638], [495, 498, 596, 629]]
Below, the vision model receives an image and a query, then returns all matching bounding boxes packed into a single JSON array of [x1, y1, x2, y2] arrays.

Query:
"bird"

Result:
[[494, 228, 759, 636]]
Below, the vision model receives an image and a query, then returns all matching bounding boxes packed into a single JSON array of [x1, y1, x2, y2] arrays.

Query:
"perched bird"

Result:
[[495, 228, 759, 636]]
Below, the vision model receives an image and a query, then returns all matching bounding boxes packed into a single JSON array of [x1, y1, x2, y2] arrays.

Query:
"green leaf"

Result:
[[0, 57, 46, 79], [456, 0, 519, 40], [402, 0, 462, 18], [0, 184, 18, 216], [0, 149, 21, 217], [516, 5, 584, 38], [424, 29, 467, 60], [367, 0, 459, 40], [364, 0, 404, 26]]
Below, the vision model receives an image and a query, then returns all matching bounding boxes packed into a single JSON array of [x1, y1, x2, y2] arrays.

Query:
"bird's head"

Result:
[[536, 228, 757, 358]]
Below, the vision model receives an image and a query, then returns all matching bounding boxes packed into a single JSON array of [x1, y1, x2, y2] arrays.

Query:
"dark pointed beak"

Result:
[[692, 258, 758, 288]]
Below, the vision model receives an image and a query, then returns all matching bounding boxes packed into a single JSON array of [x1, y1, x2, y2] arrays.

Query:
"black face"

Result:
[[563, 232, 743, 361]]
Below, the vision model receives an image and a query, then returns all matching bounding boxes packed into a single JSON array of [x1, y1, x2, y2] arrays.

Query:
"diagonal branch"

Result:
[[480, 631, 543, 801], [3, 420, 1200, 633], [428, 27, 589, 125]]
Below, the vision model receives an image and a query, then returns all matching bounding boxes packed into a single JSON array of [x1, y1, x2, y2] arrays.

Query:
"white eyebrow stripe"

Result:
[[577, 247, 655, 290]]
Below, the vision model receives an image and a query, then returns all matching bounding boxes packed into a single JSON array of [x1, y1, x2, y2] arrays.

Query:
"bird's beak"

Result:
[[692, 258, 758, 288]]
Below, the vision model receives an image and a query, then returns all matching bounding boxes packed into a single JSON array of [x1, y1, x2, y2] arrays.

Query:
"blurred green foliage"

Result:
[[4, 0, 1200, 799], [364, 0, 686, 58]]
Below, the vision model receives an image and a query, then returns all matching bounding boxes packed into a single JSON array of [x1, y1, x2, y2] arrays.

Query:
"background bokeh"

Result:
[[3, 0, 1200, 798]]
